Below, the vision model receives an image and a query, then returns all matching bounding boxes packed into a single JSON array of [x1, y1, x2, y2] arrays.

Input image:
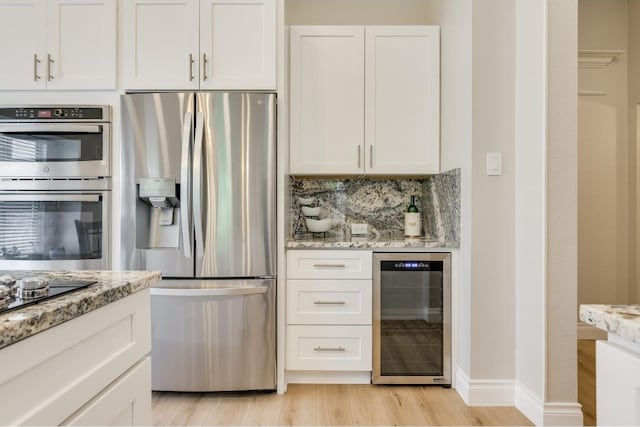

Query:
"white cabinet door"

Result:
[[200, 0, 275, 89], [0, 0, 46, 90], [63, 357, 151, 426], [365, 26, 440, 174], [47, 0, 116, 90], [290, 26, 365, 175], [121, 0, 199, 90]]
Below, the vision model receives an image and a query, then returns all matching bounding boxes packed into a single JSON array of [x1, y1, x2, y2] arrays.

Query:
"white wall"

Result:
[[470, 0, 516, 389], [514, 1, 547, 421], [546, 0, 580, 413], [437, 0, 473, 388], [515, 0, 582, 424]]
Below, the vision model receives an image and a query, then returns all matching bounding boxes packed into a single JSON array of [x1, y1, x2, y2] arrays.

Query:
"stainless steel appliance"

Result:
[[0, 105, 111, 178], [373, 252, 451, 385], [121, 92, 276, 392], [0, 106, 112, 271]]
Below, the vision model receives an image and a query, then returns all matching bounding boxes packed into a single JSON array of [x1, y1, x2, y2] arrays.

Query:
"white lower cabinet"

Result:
[[63, 357, 151, 426], [0, 290, 151, 426], [596, 337, 640, 426], [286, 325, 372, 371], [286, 250, 372, 383]]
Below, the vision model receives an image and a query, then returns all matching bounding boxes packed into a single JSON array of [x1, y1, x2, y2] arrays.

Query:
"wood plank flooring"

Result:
[[152, 384, 533, 426], [578, 339, 596, 426], [152, 340, 598, 426]]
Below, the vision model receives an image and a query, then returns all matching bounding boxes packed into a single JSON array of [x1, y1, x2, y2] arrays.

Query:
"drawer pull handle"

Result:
[[314, 346, 346, 352], [313, 301, 346, 305], [313, 263, 346, 268]]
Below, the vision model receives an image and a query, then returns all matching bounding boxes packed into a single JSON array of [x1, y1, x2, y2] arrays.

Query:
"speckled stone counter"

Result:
[[286, 236, 451, 249], [0, 270, 161, 349], [580, 304, 640, 344]]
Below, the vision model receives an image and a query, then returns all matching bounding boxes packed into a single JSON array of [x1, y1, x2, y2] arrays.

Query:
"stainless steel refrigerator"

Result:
[[120, 92, 276, 392]]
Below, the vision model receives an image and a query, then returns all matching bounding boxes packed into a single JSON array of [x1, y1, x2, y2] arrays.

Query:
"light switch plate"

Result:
[[351, 223, 368, 235], [486, 152, 503, 176]]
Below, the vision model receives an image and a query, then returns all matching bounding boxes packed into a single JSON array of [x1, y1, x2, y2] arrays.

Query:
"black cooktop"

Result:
[[0, 280, 97, 315]]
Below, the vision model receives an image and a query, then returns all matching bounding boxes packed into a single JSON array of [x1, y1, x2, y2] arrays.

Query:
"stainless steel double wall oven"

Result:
[[0, 106, 111, 270]]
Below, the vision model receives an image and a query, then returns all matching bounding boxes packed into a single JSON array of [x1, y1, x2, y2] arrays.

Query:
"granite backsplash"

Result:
[[290, 168, 460, 247]]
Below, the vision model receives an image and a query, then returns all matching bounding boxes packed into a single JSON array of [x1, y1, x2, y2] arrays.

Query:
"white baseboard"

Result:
[[516, 384, 583, 426], [577, 321, 607, 340], [455, 367, 515, 406], [286, 370, 371, 384]]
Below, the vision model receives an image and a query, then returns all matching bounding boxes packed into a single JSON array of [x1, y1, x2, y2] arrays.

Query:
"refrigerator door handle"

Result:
[[150, 285, 269, 297], [180, 112, 193, 258], [193, 111, 205, 258]]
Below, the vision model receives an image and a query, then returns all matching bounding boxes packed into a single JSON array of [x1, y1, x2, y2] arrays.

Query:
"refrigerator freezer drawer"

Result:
[[150, 279, 276, 392]]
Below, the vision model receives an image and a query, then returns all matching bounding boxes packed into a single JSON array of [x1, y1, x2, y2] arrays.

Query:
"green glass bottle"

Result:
[[404, 195, 421, 237], [407, 195, 419, 213]]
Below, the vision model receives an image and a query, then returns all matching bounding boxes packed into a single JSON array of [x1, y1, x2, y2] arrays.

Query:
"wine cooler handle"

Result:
[[193, 111, 205, 258], [180, 112, 193, 259]]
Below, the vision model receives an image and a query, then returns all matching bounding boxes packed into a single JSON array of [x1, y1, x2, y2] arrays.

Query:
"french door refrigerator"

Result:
[[121, 92, 276, 392]]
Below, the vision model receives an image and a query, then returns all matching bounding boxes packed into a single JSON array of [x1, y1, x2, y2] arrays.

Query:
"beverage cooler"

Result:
[[372, 252, 451, 385]]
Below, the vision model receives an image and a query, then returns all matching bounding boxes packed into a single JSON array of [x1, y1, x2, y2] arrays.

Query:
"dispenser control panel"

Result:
[[139, 178, 176, 198]]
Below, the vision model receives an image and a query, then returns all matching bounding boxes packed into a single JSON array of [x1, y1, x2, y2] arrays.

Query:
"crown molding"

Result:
[[578, 50, 624, 68]]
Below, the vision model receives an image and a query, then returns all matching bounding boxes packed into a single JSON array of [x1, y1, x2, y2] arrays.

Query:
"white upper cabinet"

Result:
[[121, 0, 276, 90], [365, 26, 440, 174], [0, 0, 116, 90], [290, 25, 440, 175], [289, 26, 365, 175]]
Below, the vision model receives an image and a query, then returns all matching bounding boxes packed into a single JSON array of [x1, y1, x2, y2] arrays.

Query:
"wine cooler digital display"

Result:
[[373, 253, 451, 385]]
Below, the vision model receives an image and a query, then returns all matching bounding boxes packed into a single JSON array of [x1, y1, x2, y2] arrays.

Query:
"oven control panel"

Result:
[[0, 106, 110, 121]]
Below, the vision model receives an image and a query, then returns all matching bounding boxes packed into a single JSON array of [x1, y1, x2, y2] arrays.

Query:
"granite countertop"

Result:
[[0, 270, 161, 349], [285, 235, 452, 249], [580, 304, 640, 344]]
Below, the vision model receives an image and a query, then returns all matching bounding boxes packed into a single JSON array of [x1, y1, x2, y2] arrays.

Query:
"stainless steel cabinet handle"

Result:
[[33, 54, 41, 81], [313, 346, 346, 352], [357, 145, 361, 168], [189, 53, 195, 81], [151, 285, 269, 297], [313, 301, 346, 305], [193, 112, 205, 258], [0, 194, 100, 202], [202, 53, 208, 81], [369, 145, 373, 168], [180, 112, 193, 259], [47, 54, 54, 81], [313, 263, 346, 268], [0, 124, 101, 134]]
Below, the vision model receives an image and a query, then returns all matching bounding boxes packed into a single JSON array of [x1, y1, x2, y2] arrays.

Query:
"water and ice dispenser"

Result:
[[136, 178, 181, 249]]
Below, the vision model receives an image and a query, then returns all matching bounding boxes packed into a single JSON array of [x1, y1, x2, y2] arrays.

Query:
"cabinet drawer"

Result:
[[287, 250, 372, 279], [286, 325, 372, 371], [287, 280, 372, 324]]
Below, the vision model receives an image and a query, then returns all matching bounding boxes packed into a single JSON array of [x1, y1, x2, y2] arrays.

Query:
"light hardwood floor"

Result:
[[152, 384, 533, 426], [152, 340, 598, 426], [578, 339, 596, 426]]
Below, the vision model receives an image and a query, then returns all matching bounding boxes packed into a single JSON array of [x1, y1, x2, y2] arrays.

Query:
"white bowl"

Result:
[[305, 218, 333, 233], [298, 197, 315, 205], [301, 206, 321, 216]]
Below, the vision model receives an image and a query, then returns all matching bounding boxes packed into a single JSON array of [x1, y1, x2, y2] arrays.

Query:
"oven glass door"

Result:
[[0, 192, 109, 269], [0, 123, 110, 177]]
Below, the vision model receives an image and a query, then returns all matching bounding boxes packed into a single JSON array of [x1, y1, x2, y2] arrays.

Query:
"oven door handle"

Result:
[[0, 124, 102, 133], [0, 194, 101, 202], [180, 112, 193, 259], [193, 111, 205, 259]]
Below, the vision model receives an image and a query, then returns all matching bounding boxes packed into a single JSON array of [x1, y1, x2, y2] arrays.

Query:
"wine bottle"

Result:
[[407, 195, 419, 213], [404, 195, 421, 237]]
